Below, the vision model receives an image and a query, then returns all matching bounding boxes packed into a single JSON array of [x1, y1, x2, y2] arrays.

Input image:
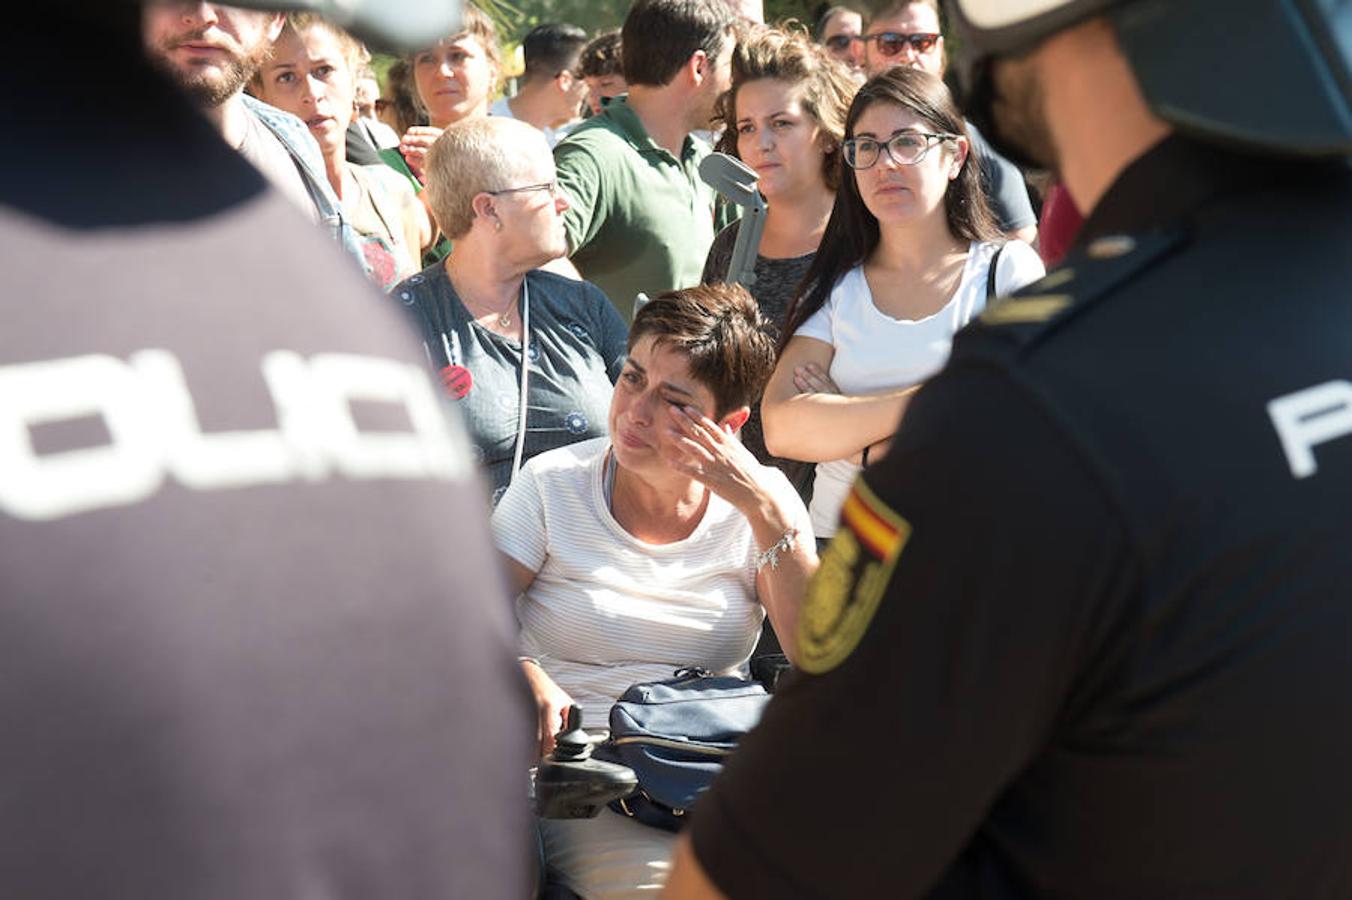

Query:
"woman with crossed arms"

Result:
[[762, 68, 1045, 543]]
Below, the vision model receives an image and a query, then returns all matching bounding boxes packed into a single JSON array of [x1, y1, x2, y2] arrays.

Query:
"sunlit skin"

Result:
[[399, 33, 496, 181], [610, 337, 736, 483], [863, 2, 945, 77], [558, 71, 589, 125], [692, 37, 736, 132], [255, 25, 354, 161], [482, 141, 572, 273], [142, 2, 280, 101], [584, 72, 626, 115], [820, 8, 864, 72], [850, 103, 966, 228], [734, 78, 830, 202], [442, 124, 573, 344], [413, 34, 495, 128], [354, 75, 380, 119], [142, 2, 282, 144], [251, 21, 432, 274], [503, 62, 588, 133]]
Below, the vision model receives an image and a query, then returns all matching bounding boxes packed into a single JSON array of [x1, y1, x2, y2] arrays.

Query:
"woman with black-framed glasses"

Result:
[[392, 116, 628, 504], [761, 67, 1045, 543]]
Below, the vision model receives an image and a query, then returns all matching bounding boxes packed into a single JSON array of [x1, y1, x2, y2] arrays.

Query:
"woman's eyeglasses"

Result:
[[487, 181, 560, 198], [864, 32, 941, 58], [842, 132, 957, 169]]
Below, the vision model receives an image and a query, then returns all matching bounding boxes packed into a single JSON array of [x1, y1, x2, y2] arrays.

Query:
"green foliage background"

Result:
[[373, 0, 831, 87], [481, 0, 825, 44]]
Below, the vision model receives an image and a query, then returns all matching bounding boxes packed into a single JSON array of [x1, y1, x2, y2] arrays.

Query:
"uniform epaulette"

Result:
[[978, 229, 1188, 348]]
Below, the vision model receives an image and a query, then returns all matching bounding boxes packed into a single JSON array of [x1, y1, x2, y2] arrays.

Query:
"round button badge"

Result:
[[440, 365, 473, 400]]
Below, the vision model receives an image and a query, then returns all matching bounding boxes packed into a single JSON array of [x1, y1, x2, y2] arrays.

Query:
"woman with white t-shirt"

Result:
[[492, 285, 816, 898], [762, 67, 1045, 540]]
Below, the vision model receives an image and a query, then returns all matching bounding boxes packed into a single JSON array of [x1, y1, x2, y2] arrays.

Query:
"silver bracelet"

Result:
[[755, 528, 799, 571], [518, 656, 542, 669]]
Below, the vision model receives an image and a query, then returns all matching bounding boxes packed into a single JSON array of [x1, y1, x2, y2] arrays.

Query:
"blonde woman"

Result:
[[394, 5, 501, 184], [392, 118, 628, 503]]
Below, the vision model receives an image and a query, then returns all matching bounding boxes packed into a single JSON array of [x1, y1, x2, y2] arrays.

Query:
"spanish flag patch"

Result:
[[797, 478, 911, 674]]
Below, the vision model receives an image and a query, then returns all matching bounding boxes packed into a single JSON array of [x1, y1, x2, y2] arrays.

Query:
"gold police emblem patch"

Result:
[[797, 479, 911, 674]]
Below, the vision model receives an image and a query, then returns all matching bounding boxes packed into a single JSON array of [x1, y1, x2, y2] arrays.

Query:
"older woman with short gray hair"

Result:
[[392, 116, 627, 504]]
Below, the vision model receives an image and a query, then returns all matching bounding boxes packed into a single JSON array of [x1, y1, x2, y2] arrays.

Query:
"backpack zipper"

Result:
[[609, 735, 735, 756]]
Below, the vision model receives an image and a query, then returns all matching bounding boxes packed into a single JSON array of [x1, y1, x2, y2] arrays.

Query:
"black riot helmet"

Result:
[[948, 0, 1352, 162]]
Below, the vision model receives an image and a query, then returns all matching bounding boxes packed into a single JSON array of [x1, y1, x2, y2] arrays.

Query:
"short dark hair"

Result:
[[869, 0, 941, 25], [621, 0, 732, 88], [781, 67, 999, 352], [628, 284, 776, 418], [521, 22, 588, 82], [577, 29, 623, 79], [813, 5, 862, 41]]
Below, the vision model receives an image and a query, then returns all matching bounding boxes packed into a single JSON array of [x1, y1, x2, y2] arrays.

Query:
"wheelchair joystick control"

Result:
[[533, 705, 639, 820], [551, 706, 592, 761]]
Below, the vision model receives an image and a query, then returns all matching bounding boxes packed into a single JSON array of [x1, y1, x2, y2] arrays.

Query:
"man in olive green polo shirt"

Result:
[[554, 0, 734, 320]]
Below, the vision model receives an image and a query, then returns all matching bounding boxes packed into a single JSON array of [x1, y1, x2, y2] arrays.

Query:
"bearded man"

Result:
[[143, 1, 359, 258]]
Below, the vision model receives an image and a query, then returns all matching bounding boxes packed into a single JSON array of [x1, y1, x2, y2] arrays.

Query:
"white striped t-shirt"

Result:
[[492, 436, 804, 727]]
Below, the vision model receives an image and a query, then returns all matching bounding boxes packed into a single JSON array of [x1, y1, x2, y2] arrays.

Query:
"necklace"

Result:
[[459, 290, 515, 328], [443, 262, 519, 329], [462, 295, 514, 327]]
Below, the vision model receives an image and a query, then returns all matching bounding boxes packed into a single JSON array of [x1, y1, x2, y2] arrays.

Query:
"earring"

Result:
[[494, 218, 503, 232]]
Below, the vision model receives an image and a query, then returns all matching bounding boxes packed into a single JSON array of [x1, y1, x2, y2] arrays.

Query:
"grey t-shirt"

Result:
[[395, 265, 629, 504], [702, 221, 815, 499], [967, 121, 1038, 233]]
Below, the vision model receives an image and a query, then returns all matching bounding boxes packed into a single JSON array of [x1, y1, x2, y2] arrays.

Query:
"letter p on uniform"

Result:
[[1268, 380, 1352, 479]]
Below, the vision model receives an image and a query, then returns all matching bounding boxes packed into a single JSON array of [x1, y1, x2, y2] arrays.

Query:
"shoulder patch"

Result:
[[797, 478, 911, 674], [980, 293, 1072, 325], [976, 229, 1187, 342]]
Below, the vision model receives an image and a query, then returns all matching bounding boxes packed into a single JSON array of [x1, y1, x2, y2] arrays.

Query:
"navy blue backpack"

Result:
[[591, 668, 770, 832]]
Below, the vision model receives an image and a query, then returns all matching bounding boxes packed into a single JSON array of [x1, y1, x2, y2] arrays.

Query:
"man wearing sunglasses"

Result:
[[667, 0, 1352, 896], [862, 0, 1039, 246], [814, 5, 865, 76]]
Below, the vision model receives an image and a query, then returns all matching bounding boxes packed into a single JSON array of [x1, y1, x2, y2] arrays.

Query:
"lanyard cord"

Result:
[[510, 279, 531, 477], [435, 278, 531, 480]]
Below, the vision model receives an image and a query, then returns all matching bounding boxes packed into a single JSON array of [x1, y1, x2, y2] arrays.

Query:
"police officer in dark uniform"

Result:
[[666, 1, 1352, 896], [1, 1, 534, 897]]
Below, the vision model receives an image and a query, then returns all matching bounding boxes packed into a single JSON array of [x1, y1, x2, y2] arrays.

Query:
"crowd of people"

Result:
[[179, 0, 1054, 509], [10, 0, 1348, 897], [138, 0, 1057, 895]]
